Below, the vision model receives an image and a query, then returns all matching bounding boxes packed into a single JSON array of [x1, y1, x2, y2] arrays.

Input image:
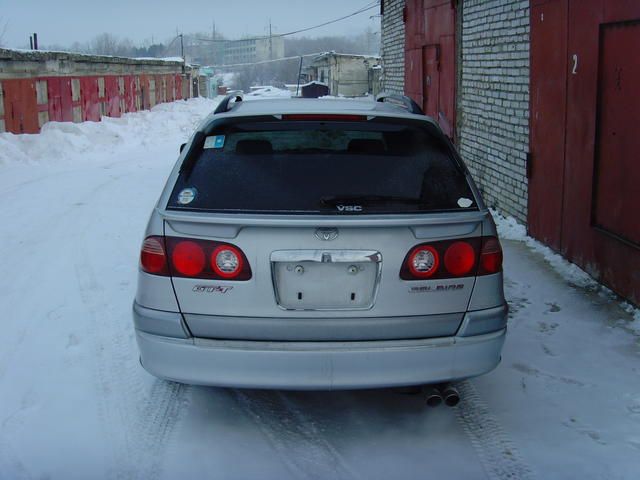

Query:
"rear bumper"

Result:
[[135, 327, 506, 390]]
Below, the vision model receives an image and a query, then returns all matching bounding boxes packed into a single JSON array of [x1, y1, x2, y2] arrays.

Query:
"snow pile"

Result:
[[245, 86, 292, 99], [0, 97, 221, 166], [491, 208, 640, 331], [492, 209, 597, 289], [319, 94, 374, 101], [622, 303, 640, 334], [217, 72, 237, 88]]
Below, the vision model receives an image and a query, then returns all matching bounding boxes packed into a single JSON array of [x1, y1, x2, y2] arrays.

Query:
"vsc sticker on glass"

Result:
[[204, 135, 226, 149]]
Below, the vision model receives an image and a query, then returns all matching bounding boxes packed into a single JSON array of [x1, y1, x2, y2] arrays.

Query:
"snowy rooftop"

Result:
[[0, 47, 185, 65], [312, 51, 381, 61]]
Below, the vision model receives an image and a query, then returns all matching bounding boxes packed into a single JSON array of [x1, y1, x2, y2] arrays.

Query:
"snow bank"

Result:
[[218, 72, 237, 88], [0, 97, 221, 166], [319, 94, 374, 101], [491, 208, 639, 331], [244, 86, 291, 99], [491, 210, 595, 289]]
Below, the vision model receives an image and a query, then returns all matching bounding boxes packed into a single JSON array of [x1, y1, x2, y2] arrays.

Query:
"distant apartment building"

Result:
[[221, 37, 285, 65]]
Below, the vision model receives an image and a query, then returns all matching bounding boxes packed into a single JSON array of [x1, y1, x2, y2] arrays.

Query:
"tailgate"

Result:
[[162, 212, 487, 341]]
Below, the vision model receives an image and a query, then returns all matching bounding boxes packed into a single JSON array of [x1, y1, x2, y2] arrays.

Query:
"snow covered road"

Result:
[[0, 98, 639, 480]]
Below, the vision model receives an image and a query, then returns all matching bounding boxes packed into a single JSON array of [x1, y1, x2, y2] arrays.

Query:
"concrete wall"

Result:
[[0, 49, 185, 78], [334, 56, 379, 96], [306, 54, 380, 97], [457, 0, 530, 223], [380, 0, 405, 94]]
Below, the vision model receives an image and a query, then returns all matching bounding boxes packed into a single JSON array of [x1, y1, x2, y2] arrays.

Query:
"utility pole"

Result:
[[269, 19, 273, 61], [212, 20, 217, 65], [179, 34, 185, 73], [296, 56, 303, 97]]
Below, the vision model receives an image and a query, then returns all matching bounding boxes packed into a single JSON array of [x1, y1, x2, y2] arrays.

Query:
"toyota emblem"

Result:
[[315, 227, 339, 241]]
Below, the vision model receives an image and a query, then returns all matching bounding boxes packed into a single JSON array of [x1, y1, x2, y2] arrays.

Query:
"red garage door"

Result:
[[2, 79, 39, 134], [404, 0, 456, 138], [529, 0, 640, 305]]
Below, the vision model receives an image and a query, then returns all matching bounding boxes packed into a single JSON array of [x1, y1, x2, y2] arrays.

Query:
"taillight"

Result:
[[400, 236, 501, 280], [139, 236, 251, 280], [211, 245, 243, 278], [479, 236, 503, 275], [140, 236, 168, 275], [444, 241, 476, 277], [172, 241, 206, 276], [408, 246, 440, 278], [282, 114, 367, 121]]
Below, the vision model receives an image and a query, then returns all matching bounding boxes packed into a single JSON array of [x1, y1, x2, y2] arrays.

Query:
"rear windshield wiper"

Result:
[[320, 195, 422, 206]]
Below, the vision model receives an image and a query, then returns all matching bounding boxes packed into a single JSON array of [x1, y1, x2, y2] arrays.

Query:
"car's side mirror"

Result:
[[180, 143, 186, 153]]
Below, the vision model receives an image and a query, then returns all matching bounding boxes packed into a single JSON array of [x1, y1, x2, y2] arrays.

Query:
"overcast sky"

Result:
[[0, 0, 381, 48]]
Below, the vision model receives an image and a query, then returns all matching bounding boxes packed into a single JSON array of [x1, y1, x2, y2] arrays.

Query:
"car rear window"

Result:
[[167, 119, 477, 215]]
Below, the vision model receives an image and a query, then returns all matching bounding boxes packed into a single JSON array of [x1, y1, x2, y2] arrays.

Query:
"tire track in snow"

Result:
[[232, 389, 360, 480], [455, 381, 534, 480], [72, 172, 189, 480], [0, 176, 127, 477], [131, 379, 191, 479], [75, 240, 189, 480]]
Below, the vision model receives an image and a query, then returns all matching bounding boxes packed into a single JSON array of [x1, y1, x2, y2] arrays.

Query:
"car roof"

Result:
[[216, 97, 435, 123]]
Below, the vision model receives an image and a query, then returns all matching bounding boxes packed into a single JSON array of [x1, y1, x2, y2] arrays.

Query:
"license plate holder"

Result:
[[271, 250, 382, 310]]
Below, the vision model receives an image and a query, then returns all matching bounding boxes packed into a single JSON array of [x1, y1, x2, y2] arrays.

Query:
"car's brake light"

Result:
[[400, 236, 501, 280], [444, 241, 476, 277], [172, 240, 206, 277], [140, 236, 251, 280], [479, 236, 503, 275], [282, 114, 367, 122], [140, 236, 168, 275]]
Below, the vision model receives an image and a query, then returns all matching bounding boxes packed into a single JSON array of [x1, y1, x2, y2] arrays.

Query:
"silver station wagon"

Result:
[[133, 94, 507, 404]]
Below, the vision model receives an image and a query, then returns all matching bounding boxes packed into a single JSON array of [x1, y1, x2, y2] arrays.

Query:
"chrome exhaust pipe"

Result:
[[423, 385, 443, 407], [441, 384, 460, 407]]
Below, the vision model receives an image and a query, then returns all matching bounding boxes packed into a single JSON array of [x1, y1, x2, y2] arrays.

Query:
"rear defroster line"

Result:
[[455, 381, 535, 480]]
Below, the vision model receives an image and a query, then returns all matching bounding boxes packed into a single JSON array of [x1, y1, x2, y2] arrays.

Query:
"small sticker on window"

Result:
[[204, 135, 225, 149], [178, 187, 197, 205], [457, 197, 473, 208]]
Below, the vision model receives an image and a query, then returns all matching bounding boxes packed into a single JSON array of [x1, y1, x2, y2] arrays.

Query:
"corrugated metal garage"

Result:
[[0, 49, 191, 134]]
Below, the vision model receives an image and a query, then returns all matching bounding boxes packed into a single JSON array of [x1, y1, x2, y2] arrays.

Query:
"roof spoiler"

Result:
[[214, 94, 243, 114], [375, 93, 424, 115]]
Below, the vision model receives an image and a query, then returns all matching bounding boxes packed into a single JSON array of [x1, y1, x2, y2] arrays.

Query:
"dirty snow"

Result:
[[0, 97, 639, 480]]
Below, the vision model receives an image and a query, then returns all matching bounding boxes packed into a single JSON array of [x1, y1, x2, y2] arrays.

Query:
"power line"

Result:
[[194, 1, 379, 44], [212, 51, 326, 69], [163, 34, 181, 56]]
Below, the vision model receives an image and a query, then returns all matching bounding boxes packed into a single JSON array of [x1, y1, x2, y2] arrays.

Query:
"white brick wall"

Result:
[[458, 0, 530, 223], [380, 0, 405, 94]]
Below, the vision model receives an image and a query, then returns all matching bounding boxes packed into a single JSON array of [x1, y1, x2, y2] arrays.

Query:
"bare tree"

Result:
[[90, 33, 120, 55], [88, 33, 135, 57]]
